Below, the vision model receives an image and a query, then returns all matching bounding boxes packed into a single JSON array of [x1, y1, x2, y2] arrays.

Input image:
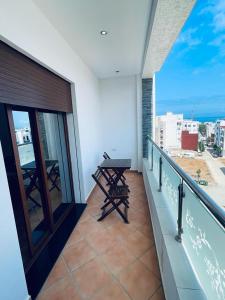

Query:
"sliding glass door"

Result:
[[5, 106, 75, 263], [38, 112, 73, 223], [11, 110, 49, 246]]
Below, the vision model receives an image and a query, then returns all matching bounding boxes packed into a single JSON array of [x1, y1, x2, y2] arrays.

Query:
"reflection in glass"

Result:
[[12, 111, 47, 245], [38, 112, 73, 223]]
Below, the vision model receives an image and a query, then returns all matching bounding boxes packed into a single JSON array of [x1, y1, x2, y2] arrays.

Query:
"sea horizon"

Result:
[[156, 112, 225, 123]]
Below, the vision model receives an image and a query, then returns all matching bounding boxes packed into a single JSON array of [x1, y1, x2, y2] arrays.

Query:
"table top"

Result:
[[22, 159, 58, 170], [100, 159, 131, 169]]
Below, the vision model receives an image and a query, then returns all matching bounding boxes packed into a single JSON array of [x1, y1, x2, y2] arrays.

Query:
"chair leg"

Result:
[[98, 198, 129, 223], [101, 197, 129, 210]]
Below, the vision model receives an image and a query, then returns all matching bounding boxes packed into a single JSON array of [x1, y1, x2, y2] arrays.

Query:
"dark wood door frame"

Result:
[[6, 105, 76, 270], [7, 108, 35, 255]]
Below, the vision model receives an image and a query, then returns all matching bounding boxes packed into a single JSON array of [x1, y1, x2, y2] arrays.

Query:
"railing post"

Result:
[[158, 156, 162, 192], [175, 180, 185, 242], [150, 144, 153, 171]]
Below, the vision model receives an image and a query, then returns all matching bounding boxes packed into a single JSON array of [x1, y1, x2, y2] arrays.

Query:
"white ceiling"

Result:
[[34, 0, 152, 78]]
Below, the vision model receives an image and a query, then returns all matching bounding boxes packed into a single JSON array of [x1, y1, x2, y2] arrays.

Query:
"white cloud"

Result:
[[209, 34, 225, 46], [176, 28, 201, 47], [192, 68, 205, 75], [200, 0, 225, 32]]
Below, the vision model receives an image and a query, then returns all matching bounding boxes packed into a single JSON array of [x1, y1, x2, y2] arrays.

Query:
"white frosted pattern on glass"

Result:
[[161, 157, 180, 221], [183, 183, 225, 300]]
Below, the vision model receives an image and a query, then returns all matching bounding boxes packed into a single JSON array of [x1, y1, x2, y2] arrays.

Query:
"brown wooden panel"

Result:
[[0, 41, 72, 112]]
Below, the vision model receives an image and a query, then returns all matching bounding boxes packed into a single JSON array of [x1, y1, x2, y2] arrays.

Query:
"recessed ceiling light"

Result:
[[100, 30, 108, 35]]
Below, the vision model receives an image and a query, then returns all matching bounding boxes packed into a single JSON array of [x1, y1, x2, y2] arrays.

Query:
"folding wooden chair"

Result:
[[92, 167, 129, 223], [103, 152, 128, 190]]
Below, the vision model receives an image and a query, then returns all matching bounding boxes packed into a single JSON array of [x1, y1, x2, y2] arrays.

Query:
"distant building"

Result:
[[205, 122, 215, 138], [214, 120, 225, 156], [155, 112, 183, 150], [182, 120, 199, 134], [155, 112, 199, 151], [15, 128, 32, 145], [181, 131, 198, 151]]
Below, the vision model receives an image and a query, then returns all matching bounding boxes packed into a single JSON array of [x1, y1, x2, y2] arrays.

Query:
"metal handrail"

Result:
[[147, 135, 225, 228]]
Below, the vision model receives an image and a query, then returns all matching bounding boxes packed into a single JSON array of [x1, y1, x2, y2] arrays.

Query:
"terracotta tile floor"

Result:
[[37, 172, 165, 300]]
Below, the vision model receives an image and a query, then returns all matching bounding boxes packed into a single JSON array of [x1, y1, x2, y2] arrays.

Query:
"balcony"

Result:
[[1, 1, 215, 300], [35, 137, 225, 300], [37, 172, 165, 300]]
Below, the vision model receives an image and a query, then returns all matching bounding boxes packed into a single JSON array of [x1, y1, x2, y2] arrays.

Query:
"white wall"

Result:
[[0, 143, 28, 300], [100, 76, 138, 170], [0, 1, 103, 297], [0, 0, 102, 201]]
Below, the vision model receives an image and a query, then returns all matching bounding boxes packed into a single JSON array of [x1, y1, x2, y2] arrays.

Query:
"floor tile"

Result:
[[84, 204, 101, 218], [64, 228, 84, 249], [76, 218, 106, 237], [121, 230, 154, 258], [98, 211, 121, 228], [119, 260, 161, 300], [101, 241, 136, 275], [139, 246, 161, 279], [37, 276, 82, 300], [63, 239, 96, 271], [128, 208, 148, 228], [92, 279, 130, 300], [71, 257, 112, 299], [106, 221, 137, 240], [151, 287, 165, 300], [78, 212, 94, 223], [86, 227, 121, 254], [136, 223, 154, 240], [42, 257, 69, 290]]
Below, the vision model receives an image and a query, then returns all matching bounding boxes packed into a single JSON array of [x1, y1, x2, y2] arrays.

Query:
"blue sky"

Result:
[[13, 111, 30, 129], [156, 0, 225, 121]]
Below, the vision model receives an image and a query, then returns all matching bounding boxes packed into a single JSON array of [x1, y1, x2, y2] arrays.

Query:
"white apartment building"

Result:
[[155, 112, 183, 150], [182, 119, 199, 134], [155, 112, 199, 150], [15, 128, 32, 145], [214, 120, 225, 156], [205, 122, 215, 139]]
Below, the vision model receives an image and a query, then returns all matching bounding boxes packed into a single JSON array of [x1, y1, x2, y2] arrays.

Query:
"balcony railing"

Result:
[[147, 136, 225, 300]]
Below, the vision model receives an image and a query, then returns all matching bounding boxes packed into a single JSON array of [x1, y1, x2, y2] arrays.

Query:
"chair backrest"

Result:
[[103, 152, 110, 159]]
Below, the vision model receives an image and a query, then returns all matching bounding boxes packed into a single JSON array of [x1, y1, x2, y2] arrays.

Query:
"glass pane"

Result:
[[148, 139, 152, 169], [38, 112, 73, 223], [182, 183, 225, 300], [12, 111, 48, 245], [152, 145, 160, 183], [161, 157, 180, 222]]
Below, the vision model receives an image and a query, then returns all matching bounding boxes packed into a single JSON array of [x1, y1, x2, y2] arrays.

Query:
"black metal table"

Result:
[[100, 159, 131, 169], [100, 159, 131, 185], [99, 159, 131, 223]]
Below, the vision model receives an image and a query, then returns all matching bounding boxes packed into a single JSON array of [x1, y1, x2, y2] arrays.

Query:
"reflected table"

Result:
[[22, 160, 59, 207]]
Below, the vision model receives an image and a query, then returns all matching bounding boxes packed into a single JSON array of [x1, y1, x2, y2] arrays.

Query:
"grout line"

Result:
[[147, 284, 163, 300]]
